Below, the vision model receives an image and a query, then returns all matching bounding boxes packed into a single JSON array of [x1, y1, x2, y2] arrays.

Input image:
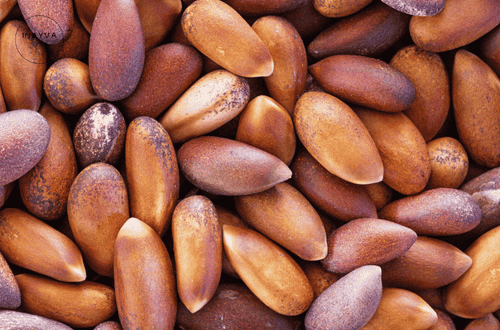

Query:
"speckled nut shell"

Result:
[[0, 109, 51, 186], [223, 225, 314, 316], [0, 208, 86, 282], [177, 136, 292, 196], [0, 251, 20, 309], [17, 0, 74, 44], [381, 0, 444, 16], [16, 273, 116, 328], [313, 0, 373, 17], [452, 49, 500, 168], [114, 218, 177, 330], [305, 265, 383, 330], [159, 69, 250, 144], [89, 0, 145, 101], [409, 0, 500, 52], [293, 92, 383, 185], [0, 310, 73, 330], [426, 137, 469, 189], [181, 0, 273, 78], [310, 55, 415, 113], [125, 117, 179, 237], [0, 20, 46, 111], [19, 103, 78, 221]]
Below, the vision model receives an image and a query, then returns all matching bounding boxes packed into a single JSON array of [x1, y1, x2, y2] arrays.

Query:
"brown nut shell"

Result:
[[47, 16, 90, 63], [252, 16, 307, 114], [409, 0, 500, 52], [236, 95, 296, 165], [0, 0, 17, 23], [223, 225, 314, 316], [310, 55, 415, 113], [364, 181, 393, 211], [426, 137, 469, 189], [114, 218, 177, 330], [67, 163, 129, 277], [465, 314, 500, 330], [74, 0, 99, 33], [453, 49, 500, 168], [0, 251, 21, 309], [281, 0, 332, 39], [125, 116, 179, 237], [172, 195, 222, 313], [293, 92, 383, 185], [0, 208, 86, 282], [19, 103, 78, 221], [177, 136, 292, 196], [181, 0, 273, 78], [235, 182, 327, 261], [428, 310, 456, 330], [301, 261, 340, 299], [355, 108, 430, 195], [321, 218, 417, 274], [313, 0, 372, 17], [119, 43, 203, 121], [0, 109, 51, 186], [159, 69, 250, 144], [16, 273, 116, 328], [89, 0, 145, 101], [0, 310, 73, 330], [381, 236, 472, 290], [94, 321, 123, 330], [304, 265, 383, 330], [224, 0, 304, 15], [480, 24, 500, 78], [381, 0, 444, 16]]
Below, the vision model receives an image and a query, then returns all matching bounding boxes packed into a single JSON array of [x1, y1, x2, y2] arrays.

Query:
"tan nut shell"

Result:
[[464, 314, 500, 329], [313, 0, 373, 17], [426, 137, 469, 189]]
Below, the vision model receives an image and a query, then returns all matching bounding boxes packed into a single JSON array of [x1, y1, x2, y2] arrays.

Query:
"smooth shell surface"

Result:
[[224, 0, 304, 15], [0, 251, 20, 309], [481, 24, 500, 77], [313, 0, 373, 17], [293, 92, 383, 185], [0, 310, 73, 330], [426, 137, 469, 189]]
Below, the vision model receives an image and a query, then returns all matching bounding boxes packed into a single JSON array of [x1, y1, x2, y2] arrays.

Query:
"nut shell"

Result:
[[0, 310, 73, 330], [0, 251, 20, 309], [380, 0, 444, 16], [426, 137, 469, 189]]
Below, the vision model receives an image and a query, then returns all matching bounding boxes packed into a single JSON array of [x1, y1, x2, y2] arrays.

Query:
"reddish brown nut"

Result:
[[177, 136, 292, 196], [409, 0, 500, 52], [94, 321, 123, 330], [172, 195, 222, 313], [381, 0, 444, 16], [0, 0, 17, 22], [0, 20, 46, 111], [125, 116, 179, 237], [305, 265, 383, 330], [114, 218, 177, 330], [364, 181, 393, 211], [413, 288, 445, 311], [293, 92, 383, 185], [73, 102, 126, 169], [0, 310, 73, 330], [480, 24, 500, 77], [181, 0, 273, 78], [223, 225, 314, 316], [426, 137, 469, 189], [0, 109, 50, 186], [119, 43, 203, 121], [281, 0, 332, 39], [465, 314, 500, 330], [428, 310, 456, 330], [224, 0, 304, 15], [301, 261, 340, 299], [310, 55, 415, 113], [17, 0, 74, 44], [47, 16, 90, 63], [19, 103, 78, 221], [381, 236, 472, 290], [89, 0, 145, 101], [322, 218, 417, 273], [313, 0, 372, 17], [0, 251, 20, 309], [0, 182, 14, 209], [73, 0, 100, 33]]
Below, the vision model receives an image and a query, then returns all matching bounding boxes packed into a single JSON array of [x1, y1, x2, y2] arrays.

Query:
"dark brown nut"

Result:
[[67, 163, 129, 277], [389, 45, 450, 142], [355, 108, 431, 195], [17, 0, 74, 44], [89, 0, 145, 101], [73, 0, 99, 33], [252, 16, 307, 115], [0, 251, 20, 309], [16, 273, 116, 328], [412, 288, 445, 311], [364, 181, 393, 211], [223, 225, 314, 316], [453, 49, 500, 168], [125, 116, 179, 237], [159, 69, 250, 144], [301, 261, 340, 299], [176, 282, 302, 330], [0, 0, 17, 22], [181, 0, 273, 78], [0, 85, 7, 114], [409, 0, 500, 52], [19, 103, 78, 221], [291, 148, 377, 221], [114, 218, 177, 330], [381, 236, 472, 290], [464, 314, 500, 330], [379, 188, 481, 236], [73, 102, 126, 169], [224, 0, 304, 15], [172, 195, 222, 313], [0, 109, 51, 186], [0, 20, 46, 111], [94, 321, 123, 330], [321, 218, 417, 273], [119, 43, 203, 121], [360, 288, 438, 330], [313, 0, 372, 17], [236, 95, 296, 165], [304, 265, 383, 330], [235, 182, 328, 261], [281, 0, 332, 39], [428, 310, 456, 330], [0, 310, 73, 330], [308, 1, 410, 60], [0, 182, 14, 209], [381, 0, 444, 16], [293, 92, 383, 185], [480, 24, 500, 77], [44, 58, 101, 116], [47, 16, 90, 63], [177, 136, 292, 196], [0, 208, 86, 282], [310, 55, 415, 113], [426, 137, 469, 190]]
